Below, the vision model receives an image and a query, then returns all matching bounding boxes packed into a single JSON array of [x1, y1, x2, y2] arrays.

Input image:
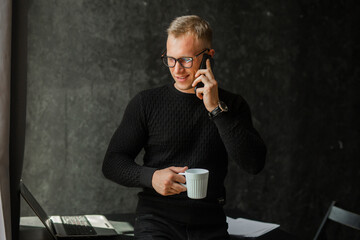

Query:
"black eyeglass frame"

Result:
[[161, 48, 210, 68]]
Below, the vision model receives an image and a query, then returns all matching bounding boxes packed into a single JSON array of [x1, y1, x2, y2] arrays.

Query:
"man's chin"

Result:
[[174, 82, 195, 93]]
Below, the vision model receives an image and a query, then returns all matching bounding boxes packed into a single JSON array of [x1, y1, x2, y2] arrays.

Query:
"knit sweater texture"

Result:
[[103, 83, 266, 224]]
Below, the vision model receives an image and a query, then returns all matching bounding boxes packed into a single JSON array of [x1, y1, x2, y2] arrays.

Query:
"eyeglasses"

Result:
[[161, 49, 209, 68]]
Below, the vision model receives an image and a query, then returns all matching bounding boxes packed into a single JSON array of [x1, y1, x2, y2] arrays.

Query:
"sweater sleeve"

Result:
[[102, 93, 157, 188], [212, 96, 266, 174]]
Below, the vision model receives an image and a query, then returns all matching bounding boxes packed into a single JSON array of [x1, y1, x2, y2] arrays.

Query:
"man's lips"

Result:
[[175, 75, 189, 82]]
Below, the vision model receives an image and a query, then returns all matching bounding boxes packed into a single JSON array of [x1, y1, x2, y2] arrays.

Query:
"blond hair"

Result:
[[167, 15, 213, 47]]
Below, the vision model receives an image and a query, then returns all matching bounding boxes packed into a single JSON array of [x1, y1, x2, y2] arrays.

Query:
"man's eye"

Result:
[[168, 57, 176, 63], [182, 58, 192, 63]]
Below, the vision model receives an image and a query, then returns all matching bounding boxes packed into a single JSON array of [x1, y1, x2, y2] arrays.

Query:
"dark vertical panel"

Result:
[[0, 0, 13, 239], [10, 0, 27, 239]]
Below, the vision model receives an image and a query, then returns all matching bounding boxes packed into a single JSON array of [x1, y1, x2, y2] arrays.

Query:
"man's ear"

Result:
[[209, 49, 215, 58]]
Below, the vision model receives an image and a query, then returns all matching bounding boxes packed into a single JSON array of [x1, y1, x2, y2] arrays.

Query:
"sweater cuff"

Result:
[[139, 167, 157, 189]]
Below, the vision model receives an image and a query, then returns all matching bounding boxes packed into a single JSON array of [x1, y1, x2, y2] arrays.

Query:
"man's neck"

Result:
[[173, 83, 196, 94]]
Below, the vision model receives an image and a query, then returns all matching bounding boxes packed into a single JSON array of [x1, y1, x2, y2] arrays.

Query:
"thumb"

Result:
[[169, 166, 188, 173]]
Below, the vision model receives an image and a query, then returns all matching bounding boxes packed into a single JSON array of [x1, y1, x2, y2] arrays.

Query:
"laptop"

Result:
[[20, 180, 118, 239]]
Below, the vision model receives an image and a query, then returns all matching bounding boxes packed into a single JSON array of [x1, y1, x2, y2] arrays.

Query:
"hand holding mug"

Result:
[[152, 166, 187, 196]]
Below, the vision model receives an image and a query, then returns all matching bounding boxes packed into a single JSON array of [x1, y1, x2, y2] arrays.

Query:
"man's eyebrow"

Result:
[[166, 54, 194, 58]]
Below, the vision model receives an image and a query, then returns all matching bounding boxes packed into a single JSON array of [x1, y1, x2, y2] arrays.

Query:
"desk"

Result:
[[20, 213, 297, 240]]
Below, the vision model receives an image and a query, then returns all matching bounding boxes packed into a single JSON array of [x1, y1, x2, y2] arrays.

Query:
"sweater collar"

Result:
[[167, 83, 200, 100]]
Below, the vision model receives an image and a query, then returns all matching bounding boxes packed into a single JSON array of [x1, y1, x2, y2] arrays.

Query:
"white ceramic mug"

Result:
[[179, 168, 209, 199]]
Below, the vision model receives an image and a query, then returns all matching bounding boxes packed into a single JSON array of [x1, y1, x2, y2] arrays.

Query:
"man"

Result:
[[103, 15, 266, 239]]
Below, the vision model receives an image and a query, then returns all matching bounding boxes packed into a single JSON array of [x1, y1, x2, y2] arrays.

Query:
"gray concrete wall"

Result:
[[21, 1, 360, 239]]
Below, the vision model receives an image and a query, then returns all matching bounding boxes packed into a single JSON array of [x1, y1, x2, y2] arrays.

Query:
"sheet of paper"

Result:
[[20, 216, 44, 228], [226, 216, 280, 237], [109, 220, 134, 236]]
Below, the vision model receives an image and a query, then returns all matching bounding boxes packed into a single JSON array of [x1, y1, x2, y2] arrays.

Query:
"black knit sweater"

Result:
[[103, 83, 266, 223]]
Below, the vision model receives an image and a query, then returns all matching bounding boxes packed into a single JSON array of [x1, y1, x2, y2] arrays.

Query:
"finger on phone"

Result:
[[195, 87, 204, 99], [206, 58, 212, 70], [192, 75, 202, 87]]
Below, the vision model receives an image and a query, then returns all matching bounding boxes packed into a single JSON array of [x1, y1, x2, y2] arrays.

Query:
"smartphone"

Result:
[[194, 53, 214, 93]]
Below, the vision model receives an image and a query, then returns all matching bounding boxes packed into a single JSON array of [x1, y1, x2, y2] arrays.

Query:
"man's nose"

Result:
[[173, 61, 185, 73]]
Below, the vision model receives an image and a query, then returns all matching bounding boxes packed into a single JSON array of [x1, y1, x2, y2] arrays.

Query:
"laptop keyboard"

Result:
[[61, 216, 97, 236]]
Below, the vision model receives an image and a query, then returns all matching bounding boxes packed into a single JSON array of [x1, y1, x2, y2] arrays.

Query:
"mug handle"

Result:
[[179, 172, 186, 187]]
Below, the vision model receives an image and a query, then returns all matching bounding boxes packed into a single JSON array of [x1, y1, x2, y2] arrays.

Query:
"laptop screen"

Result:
[[19, 180, 55, 236]]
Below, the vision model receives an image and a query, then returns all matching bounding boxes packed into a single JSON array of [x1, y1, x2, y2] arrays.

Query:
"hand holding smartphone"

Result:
[[194, 53, 214, 93]]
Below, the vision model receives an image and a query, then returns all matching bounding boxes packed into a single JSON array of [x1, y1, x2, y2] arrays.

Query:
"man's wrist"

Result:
[[209, 104, 218, 113], [208, 101, 228, 119]]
